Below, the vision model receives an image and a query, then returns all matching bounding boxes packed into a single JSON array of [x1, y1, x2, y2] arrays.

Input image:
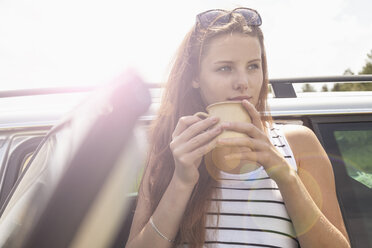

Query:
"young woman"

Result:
[[126, 8, 350, 248]]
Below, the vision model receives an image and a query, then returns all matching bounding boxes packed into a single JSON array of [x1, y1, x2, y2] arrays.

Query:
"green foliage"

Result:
[[332, 50, 372, 91], [332, 82, 372, 91], [302, 83, 316, 92], [343, 68, 355, 75], [321, 84, 329, 92], [359, 49, 372, 75], [335, 130, 372, 153], [268, 84, 272, 94], [334, 130, 372, 173], [354, 172, 372, 188], [334, 130, 372, 188], [360, 61, 372, 74]]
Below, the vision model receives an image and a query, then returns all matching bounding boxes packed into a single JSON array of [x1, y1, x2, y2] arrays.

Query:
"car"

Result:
[[0, 74, 371, 247]]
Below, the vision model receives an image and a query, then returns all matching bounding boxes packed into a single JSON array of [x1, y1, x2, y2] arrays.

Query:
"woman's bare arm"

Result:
[[217, 101, 350, 247], [282, 124, 350, 248], [126, 115, 222, 248], [126, 171, 195, 248]]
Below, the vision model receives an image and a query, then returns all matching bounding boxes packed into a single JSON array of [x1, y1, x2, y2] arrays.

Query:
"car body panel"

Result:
[[0, 76, 371, 247]]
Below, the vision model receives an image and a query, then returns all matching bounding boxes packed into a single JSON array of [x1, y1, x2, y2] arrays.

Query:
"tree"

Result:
[[332, 82, 372, 91], [268, 84, 272, 94], [343, 68, 355, 75], [359, 50, 372, 74], [302, 83, 316, 92], [332, 50, 372, 91], [321, 84, 329, 92]]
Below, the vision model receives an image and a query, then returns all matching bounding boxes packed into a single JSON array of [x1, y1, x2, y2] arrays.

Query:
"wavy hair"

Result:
[[139, 11, 271, 248]]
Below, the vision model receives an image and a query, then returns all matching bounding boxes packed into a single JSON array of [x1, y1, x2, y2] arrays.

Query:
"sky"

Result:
[[0, 0, 371, 90]]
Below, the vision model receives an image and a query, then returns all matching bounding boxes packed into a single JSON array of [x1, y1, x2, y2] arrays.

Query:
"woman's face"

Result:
[[193, 33, 264, 107]]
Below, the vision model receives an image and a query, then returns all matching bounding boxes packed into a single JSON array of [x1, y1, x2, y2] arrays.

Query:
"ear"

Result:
[[192, 79, 200, 89]]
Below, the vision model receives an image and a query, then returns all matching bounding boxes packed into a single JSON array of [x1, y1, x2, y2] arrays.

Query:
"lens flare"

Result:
[[205, 146, 261, 181], [211, 147, 241, 172], [205, 152, 222, 181], [263, 152, 327, 236]]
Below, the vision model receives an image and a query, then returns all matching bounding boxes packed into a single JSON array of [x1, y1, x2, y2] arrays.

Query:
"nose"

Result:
[[233, 72, 249, 92]]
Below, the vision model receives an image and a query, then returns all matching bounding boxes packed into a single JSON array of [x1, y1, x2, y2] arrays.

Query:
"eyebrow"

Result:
[[213, 58, 261, 64]]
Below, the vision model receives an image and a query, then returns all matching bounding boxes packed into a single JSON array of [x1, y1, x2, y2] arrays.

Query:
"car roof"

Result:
[[1, 75, 372, 128], [1, 89, 371, 130], [269, 91, 372, 116]]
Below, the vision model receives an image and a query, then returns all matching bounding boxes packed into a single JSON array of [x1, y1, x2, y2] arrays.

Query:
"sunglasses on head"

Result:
[[196, 7, 262, 29]]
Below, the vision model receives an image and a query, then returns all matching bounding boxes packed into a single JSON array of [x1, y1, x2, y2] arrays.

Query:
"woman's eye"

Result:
[[247, 64, 260, 70], [217, 66, 232, 72]]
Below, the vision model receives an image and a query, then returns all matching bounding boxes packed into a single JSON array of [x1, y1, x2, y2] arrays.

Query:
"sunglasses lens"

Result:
[[197, 10, 229, 28], [235, 9, 262, 26], [197, 8, 262, 28]]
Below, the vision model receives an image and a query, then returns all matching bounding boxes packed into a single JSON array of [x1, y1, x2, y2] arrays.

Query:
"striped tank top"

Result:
[[204, 124, 300, 248]]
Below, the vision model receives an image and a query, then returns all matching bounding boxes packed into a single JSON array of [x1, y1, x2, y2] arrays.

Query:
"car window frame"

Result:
[[310, 114, 372, 248]]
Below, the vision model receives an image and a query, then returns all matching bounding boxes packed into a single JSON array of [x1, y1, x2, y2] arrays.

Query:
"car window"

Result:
[[0, 135, 45, 210], [20, 152, 34, 174], [315, 120, 372, 248], [334, 129, 372, 188]]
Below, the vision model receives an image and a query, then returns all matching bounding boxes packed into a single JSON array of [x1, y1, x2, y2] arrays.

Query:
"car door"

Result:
[[312, 115, 372, 248], [0, 73, 151, 248]]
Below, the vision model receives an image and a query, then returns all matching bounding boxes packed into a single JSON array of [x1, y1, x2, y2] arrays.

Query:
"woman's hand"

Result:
[[217, 100, 293, 183], [170, 115, 223, 187]]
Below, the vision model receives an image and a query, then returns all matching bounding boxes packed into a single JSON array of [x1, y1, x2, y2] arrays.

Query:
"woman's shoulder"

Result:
[[268, 123, 316, 142], [273, 123, 316, 149], [278, 124, 324, 163], [277, 124, 316, 141]]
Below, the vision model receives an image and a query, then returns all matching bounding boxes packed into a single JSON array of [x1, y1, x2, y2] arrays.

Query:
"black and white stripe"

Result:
[[203, 124, 299, 248]]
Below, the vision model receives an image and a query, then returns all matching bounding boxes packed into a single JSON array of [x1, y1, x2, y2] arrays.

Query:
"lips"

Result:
[[228, 96, 252, 101]]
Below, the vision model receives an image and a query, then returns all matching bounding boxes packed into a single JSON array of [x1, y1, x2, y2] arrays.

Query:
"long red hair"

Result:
[[139, 13, 271, 247]]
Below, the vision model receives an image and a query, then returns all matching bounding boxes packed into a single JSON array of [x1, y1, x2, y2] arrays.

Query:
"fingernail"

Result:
[[243, 99, 250, 105]]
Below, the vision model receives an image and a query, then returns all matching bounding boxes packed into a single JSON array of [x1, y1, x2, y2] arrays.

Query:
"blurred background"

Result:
[[0, 0, 371, 91]]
